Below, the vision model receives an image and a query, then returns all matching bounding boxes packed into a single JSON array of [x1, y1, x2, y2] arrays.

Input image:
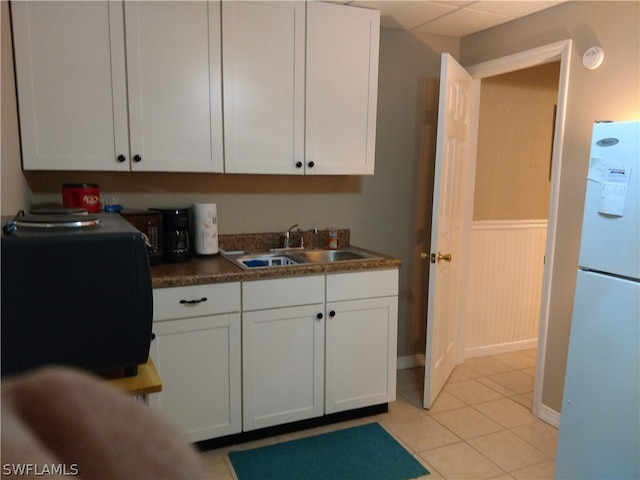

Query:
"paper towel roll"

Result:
[[192, 203, 218, 255]]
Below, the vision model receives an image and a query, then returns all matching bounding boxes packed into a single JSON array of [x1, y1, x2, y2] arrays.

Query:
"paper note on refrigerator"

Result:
[[598, 166, 631, 216], [588, 157, 624, 182]]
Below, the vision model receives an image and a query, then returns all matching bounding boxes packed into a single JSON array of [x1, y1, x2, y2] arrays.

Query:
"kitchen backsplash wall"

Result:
[[23, 171, 363, 234]]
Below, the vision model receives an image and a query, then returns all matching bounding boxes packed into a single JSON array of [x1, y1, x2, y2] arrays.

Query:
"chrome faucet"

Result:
[[284, 224, 304, 249]]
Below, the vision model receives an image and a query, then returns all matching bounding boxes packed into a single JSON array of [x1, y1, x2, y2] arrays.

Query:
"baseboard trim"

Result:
[[464, 339, 538, 359], [195, 404, 388, 451], [397, 354, 425, 370], [536, 401, 560, 428]]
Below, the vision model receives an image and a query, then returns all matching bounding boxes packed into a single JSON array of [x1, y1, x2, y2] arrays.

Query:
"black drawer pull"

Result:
[[180, 297, 207, 305], [329, 310, 336, 318]]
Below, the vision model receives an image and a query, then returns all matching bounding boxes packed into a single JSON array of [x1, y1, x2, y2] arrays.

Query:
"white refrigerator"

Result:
[[555, 121, 640, 479]]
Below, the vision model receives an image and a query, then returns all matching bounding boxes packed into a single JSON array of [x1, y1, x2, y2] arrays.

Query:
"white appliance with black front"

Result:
[[555, 121, 639, 479]]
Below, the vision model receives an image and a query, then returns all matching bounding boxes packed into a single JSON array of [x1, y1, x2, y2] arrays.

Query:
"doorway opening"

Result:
[[463, 60, 561, 377], [422, 40, 572, 426], [464, 40, 571, 426]]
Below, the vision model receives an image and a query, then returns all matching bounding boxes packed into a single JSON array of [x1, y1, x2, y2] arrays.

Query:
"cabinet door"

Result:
[[306, 2, 380, 175], [242, 304, 324, 430], [325, 296, 398, 414], [12, 1, 129, 171], [222, 1, 305, 174], [125, 1, 223, 172], [149, 313, 241, 442]]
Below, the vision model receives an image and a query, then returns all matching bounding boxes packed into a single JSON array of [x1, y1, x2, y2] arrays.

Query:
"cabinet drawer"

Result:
[[326, 269, 398, 302], [153, 283, 241, 321], [243, 276, 324, 311]]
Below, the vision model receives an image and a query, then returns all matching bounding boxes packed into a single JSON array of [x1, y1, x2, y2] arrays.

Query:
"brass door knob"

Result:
[[436, 252, 452, 262], [423, 252, 453, 263]]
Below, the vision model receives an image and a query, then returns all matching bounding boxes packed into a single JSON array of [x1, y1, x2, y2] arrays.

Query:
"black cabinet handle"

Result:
[[316, 312, 323, 320], [117, 154, 126, 163], [133, 154, 142, 162], [180, 297, 207, 305], [329, 310, 336, 318], [150, 332, 156, 341], [307, 161, 315, 168], [295, 161, 303, 168]]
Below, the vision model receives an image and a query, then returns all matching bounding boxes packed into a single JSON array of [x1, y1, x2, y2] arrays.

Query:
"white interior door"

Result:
[[423, 54, 479, 409]]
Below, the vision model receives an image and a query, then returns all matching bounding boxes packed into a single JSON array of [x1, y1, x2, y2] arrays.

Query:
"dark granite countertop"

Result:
[[151, 245, 401, 289]]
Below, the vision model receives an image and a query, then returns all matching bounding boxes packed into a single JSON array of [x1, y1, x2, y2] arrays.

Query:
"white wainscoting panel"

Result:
[[465, 220, 548, 358]]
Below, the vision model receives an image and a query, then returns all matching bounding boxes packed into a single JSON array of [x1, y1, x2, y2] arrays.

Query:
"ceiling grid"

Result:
[[330, 1, 568, 37]]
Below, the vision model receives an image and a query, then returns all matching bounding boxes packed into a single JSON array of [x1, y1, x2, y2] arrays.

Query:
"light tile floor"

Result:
[[200, 349, 558, 479]]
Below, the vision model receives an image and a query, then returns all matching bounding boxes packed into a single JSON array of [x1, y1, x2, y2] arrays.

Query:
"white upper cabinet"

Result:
[[12, 1, 223, 172], [12, 2, 129, 171], [223, 1, 380, 175], [12, 1, 379, 175], [306, 2, 380, 175], [125, 2, 223, 172], [222, 1, 305, 174]]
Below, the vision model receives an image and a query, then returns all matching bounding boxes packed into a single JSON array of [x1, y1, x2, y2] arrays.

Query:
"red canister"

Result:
[[62, 183, 101, 213]]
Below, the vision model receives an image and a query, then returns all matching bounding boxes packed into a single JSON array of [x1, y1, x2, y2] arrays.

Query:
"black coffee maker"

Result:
[[151, 207, 192, 263]]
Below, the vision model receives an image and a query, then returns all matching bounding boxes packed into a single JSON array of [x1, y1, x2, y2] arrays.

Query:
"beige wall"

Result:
[[0, 0, 459, 361], [474, 62, 559, 221], [1, 2, 29, 213], [462, 1, 640, 412]]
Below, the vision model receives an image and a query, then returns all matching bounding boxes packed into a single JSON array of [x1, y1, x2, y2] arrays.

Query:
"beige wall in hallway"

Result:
[[474, 62, 560, 221]]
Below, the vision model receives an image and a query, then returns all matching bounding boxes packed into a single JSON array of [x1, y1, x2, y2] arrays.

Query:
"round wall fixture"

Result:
[[583, 46, 605, 70]]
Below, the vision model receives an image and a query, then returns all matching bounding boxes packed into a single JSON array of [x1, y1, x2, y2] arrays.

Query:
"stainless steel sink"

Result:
[[221, 246, 380, 269], [224, 252, 304, 269], [296, 248, 379, 263]]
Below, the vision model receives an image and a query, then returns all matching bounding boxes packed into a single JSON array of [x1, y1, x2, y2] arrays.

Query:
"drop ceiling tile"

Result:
[[330, 0, 569, 37], [415, 7, 512, 36], [352, 1, 457, 30], [431, 0, 480, 7], [467, 1, 566, 17]]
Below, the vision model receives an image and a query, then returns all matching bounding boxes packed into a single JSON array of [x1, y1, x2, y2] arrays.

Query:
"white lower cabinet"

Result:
[[325, 270, 399, 414], [241, 276, 325, 431], [150, 269, 398, 442], [149, 283, 241, 442], [242, 270, 399, 430]]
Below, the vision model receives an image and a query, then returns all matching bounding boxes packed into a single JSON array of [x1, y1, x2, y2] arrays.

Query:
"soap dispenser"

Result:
[[328, 226, 338, 250]]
